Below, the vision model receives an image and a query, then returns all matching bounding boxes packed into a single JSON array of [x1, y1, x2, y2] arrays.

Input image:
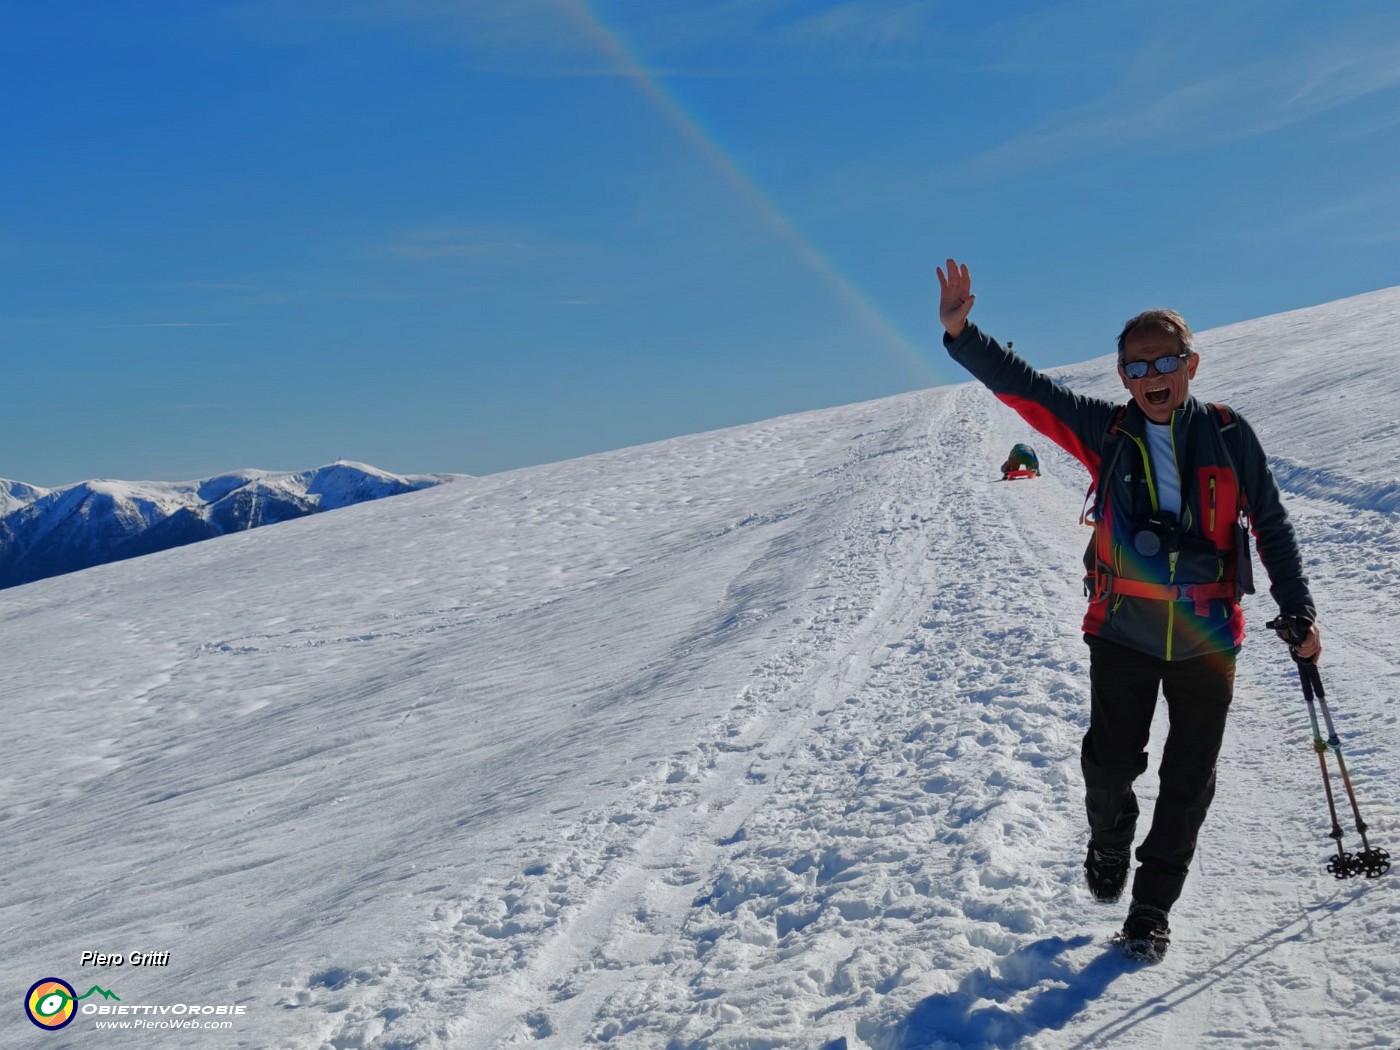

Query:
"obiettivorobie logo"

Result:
[[23, 973, 247, 1034], [25, 978, 120, 1030]]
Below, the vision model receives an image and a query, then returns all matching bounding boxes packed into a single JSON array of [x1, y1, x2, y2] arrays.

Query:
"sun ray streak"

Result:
[[557, 0, 941, 384]]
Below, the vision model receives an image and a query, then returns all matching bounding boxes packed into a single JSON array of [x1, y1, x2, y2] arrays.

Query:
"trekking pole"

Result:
[[1266, 616, 1390, 880], [1294, 653, 1358, 879], [1304, 658, 1391, 878]]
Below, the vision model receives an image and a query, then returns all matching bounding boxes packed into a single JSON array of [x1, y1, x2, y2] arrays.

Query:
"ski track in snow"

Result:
[[5, 290, 1400, 1050]]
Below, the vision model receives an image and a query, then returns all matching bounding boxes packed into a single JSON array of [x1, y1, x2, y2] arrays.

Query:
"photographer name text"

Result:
[[81, 950, 171, 967]]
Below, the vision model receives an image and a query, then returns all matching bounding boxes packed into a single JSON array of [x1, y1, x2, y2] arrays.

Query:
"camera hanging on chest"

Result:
[[1081, 409, 1252, 615]]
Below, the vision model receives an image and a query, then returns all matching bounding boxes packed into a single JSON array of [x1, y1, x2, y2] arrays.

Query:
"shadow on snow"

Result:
[[885, 934, 1129, 1048]]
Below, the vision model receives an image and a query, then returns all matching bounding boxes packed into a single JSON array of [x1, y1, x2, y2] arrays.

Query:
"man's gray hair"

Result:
[[1117, 309, 1194, 361]]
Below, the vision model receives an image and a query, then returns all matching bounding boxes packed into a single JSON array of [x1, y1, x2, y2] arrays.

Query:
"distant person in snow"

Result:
[[937, 257, 1320, 961], [1000, 443, 1040, 479]]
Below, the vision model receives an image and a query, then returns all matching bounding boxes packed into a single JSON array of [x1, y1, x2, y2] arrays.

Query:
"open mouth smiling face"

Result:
[[1119, 329, 1198, 424], [1144, 386, 1172, 407]]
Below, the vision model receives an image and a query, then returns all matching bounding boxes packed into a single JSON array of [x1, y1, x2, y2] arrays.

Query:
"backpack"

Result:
[[1081, 402, 1255, 600]]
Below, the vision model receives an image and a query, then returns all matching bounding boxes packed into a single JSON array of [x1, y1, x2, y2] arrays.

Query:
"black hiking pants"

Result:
[[1081, 634, 1237, 912]]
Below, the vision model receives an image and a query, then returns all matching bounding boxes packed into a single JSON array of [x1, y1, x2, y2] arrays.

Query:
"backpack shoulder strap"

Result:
[[1080, 404, 1130, 524], [1207, 402, 1249, 512]]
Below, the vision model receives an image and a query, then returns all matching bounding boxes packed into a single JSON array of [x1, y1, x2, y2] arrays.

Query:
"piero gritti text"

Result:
[[81, 950, 170, 967]]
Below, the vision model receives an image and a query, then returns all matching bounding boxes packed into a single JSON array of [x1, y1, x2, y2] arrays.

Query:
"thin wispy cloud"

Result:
[[1276, 185, 1400, 247], [232, 0, 608, 74], [608, 0, 941, 71], [169, 282, 309, 309], [385, 226, 565, 262], [90, 322, 252, 329], [775, 2, 936, 50], [968, 32, 1400, 175], [1346, 229, 1400, 246], [233, 0, 943, 76], [967, 0, 1130, 75], [114, 402, 226, 414]]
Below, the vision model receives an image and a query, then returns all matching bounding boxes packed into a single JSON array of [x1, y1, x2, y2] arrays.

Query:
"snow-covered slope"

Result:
[[1044, 285, 1400, 516], [0, 461, 459, 588], [2, 289, 1398, 1050]]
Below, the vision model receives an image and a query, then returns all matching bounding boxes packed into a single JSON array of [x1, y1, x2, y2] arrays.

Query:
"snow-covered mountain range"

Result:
[[3, 286, 1399, 1049], [0, 461, 459, 588]]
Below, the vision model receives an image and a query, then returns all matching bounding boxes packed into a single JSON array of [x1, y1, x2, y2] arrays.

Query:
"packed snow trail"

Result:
[[303, 382, 1398, 1049], [3, 288, 1399, 1050]]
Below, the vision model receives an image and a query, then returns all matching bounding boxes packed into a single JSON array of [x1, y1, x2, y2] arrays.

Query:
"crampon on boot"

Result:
[[1114, 900, 1171, 962]]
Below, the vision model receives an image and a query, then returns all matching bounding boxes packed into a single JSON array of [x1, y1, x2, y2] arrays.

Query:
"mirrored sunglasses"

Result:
[[1122, 353, 1190, 380]]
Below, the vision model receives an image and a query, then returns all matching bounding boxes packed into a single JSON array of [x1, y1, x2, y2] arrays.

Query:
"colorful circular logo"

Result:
[[26, 978, 77, 1030]]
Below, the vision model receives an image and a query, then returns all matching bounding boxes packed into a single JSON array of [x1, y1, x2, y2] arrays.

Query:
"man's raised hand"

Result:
[[937, 258, 975, 339]]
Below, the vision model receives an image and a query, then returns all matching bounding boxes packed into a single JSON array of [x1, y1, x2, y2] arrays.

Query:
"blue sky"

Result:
[[5, 0, 1399, 486]]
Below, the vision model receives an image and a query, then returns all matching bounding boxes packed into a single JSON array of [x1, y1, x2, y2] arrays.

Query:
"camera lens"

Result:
[[1134, 529, 1162, 557]]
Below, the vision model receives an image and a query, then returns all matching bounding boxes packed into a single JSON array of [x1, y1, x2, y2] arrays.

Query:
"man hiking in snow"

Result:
[[937, 257, 1320, 961]]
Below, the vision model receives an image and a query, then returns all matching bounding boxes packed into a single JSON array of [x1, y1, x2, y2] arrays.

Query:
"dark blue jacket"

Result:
[[946, 323, 1314, 660]]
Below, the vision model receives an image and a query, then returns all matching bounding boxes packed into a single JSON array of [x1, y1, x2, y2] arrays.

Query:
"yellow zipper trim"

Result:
[[1112, 542, 1124, 611], [1122, 432, 1159, 511]]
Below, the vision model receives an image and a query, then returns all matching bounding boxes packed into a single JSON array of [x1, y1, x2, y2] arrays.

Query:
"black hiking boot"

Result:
[[1083, 842, 1131, 903], [1115, 900, 1171, 962]]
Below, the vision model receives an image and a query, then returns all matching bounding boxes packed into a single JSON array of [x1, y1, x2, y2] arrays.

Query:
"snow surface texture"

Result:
[[3, 287, 1398, 1049], [0, 461, 459, 588]]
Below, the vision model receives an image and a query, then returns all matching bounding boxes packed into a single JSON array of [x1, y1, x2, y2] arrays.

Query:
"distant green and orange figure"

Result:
[[1000, 443, 1041, 480]]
